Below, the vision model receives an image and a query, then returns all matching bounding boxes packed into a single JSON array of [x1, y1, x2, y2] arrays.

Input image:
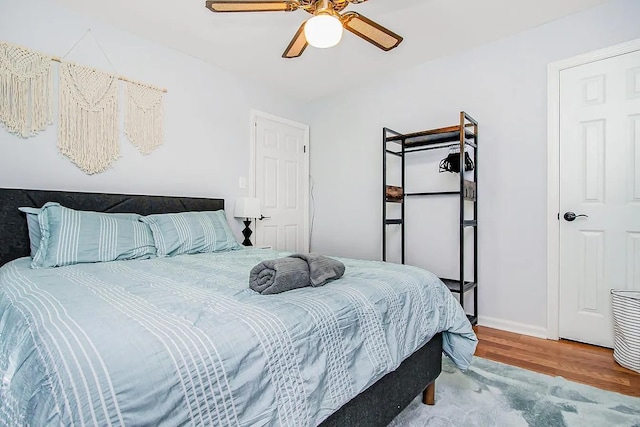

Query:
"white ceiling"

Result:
[[55, 0, 611, 101]]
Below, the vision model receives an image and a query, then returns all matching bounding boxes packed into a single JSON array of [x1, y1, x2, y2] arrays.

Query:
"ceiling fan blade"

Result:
[[282, 22, 308, 59], [205, 1, 299, 13], [341, 12, 403, 51]]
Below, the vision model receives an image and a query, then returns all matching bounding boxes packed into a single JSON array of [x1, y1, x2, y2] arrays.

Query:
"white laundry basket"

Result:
[[610, 290, 640, 373]]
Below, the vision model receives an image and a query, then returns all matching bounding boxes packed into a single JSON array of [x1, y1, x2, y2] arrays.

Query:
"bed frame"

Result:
[[0, 188, 441, 426]]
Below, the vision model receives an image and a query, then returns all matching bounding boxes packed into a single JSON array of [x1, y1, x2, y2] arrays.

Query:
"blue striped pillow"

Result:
[[141, 210, 241, 257], [31, 202, 157, 268], [19, 206, 142, 259], [18, 207, 42, 257]]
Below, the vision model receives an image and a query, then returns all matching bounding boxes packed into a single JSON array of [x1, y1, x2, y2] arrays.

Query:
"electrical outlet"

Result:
[[239, 176, 247, 189]]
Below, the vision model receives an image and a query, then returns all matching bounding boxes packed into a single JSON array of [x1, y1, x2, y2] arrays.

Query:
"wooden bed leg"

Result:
[[422, 382, 435, 405]]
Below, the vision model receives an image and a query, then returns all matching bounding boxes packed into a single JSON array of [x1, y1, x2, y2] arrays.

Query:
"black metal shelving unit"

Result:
[[383, 112, 478, 325]]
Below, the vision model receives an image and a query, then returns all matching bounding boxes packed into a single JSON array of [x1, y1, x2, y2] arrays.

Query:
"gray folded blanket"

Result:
[[290, 253, 346, 286], [249, 253, 345, 295]]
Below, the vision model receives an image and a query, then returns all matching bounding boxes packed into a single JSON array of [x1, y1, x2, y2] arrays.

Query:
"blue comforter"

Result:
[[0, 249, 477, 426]]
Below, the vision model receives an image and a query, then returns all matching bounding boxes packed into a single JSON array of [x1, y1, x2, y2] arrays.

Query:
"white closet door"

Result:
[[559, 50, 640, 348]]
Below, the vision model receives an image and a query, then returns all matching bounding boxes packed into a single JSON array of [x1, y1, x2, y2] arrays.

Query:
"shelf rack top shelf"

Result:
[[386, 124, 476, 148]]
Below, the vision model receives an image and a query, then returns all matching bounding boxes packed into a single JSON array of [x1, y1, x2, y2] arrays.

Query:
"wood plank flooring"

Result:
[[474, 326, 640, 398]]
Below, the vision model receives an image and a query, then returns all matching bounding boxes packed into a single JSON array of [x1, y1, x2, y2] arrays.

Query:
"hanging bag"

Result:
[[439, 151, 475, 173]]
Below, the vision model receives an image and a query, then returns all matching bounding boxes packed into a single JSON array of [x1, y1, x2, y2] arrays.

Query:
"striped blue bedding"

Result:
[[0, 248, 477, 426]]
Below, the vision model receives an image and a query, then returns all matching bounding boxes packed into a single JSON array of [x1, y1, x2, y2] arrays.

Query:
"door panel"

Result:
[[254, 114, 309, 252], [627, 67, 640, 98], [559, 50, 640, 348], [628, 233, 640, 288], [632, 115, 640, 199], [285, 225, 298, 252], [579, 231, 604, 313], [582, 120, 605, 202]]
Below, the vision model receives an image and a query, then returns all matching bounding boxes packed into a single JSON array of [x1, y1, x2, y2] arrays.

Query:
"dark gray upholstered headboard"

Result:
[[0, 188, 225, 267]]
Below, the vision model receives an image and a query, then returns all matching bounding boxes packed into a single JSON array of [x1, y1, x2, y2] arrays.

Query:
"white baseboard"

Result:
[[478, 316, 549, 339]]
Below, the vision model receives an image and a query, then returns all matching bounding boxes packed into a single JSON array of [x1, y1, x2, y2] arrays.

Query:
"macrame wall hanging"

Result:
[[125, 81, 164, 154], [58, 63, 119, 175], [1, 31, 167, 175], [0, 42, 53, 138]]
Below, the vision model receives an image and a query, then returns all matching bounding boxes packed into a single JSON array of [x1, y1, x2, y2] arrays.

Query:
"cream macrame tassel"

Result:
[[58, 63, 119, 174], [0, 42, 53, 138], [125, 81, 164, 154]]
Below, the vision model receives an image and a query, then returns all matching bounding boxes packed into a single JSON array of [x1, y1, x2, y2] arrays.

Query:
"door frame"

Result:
[[546, 38, 640, 340], [249, 109, 311, 251]]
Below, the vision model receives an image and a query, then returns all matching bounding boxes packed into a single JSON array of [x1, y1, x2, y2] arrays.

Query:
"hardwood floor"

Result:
[[474, 326, 640, 398]]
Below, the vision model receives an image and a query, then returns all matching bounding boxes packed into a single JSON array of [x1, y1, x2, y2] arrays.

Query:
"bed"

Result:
[[0, 188, 477, 426]]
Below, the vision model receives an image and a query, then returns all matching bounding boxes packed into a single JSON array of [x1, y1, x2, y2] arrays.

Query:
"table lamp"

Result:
[[234, 197, 262, 246]]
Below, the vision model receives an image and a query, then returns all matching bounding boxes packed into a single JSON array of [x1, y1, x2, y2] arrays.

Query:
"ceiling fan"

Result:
[[204, 0, 403, 58]]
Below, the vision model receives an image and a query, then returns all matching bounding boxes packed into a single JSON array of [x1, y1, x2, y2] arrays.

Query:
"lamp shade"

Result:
[[234, 197, 261, 219], [304, 14, 343, 48]]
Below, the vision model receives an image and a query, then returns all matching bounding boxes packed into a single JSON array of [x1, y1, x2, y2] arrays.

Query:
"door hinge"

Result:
[[557, 212, 559, 220], [304, 145, 307, 153]]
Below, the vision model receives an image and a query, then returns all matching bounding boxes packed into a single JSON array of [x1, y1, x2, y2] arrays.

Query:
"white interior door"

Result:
[[253, 112, 309, 252], [559, 50, 640, 348]]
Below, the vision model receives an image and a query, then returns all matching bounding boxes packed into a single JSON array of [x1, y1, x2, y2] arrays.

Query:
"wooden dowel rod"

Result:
[[51, 55, 167, 93]]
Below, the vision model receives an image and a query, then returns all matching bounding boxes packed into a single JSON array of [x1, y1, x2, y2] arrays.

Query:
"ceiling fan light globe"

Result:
[[304, 15, 343, 48]]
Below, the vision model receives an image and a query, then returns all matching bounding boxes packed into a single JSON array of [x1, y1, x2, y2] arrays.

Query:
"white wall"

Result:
[[0, 0, 304, 238], [304, 0, 640, 334]]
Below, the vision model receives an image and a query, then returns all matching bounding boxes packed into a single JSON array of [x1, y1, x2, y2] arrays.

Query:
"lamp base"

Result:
[[242, 219, 253, 246]]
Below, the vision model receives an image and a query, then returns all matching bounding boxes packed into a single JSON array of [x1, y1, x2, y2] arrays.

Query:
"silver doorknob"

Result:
[[564, 212, 588, 222]]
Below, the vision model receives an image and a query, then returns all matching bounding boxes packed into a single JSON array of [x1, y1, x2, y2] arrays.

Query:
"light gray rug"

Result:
[[390, 357, 640, 427]]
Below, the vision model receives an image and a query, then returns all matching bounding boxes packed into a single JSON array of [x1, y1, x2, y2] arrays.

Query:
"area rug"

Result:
[[389, 357, 640, 427]]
